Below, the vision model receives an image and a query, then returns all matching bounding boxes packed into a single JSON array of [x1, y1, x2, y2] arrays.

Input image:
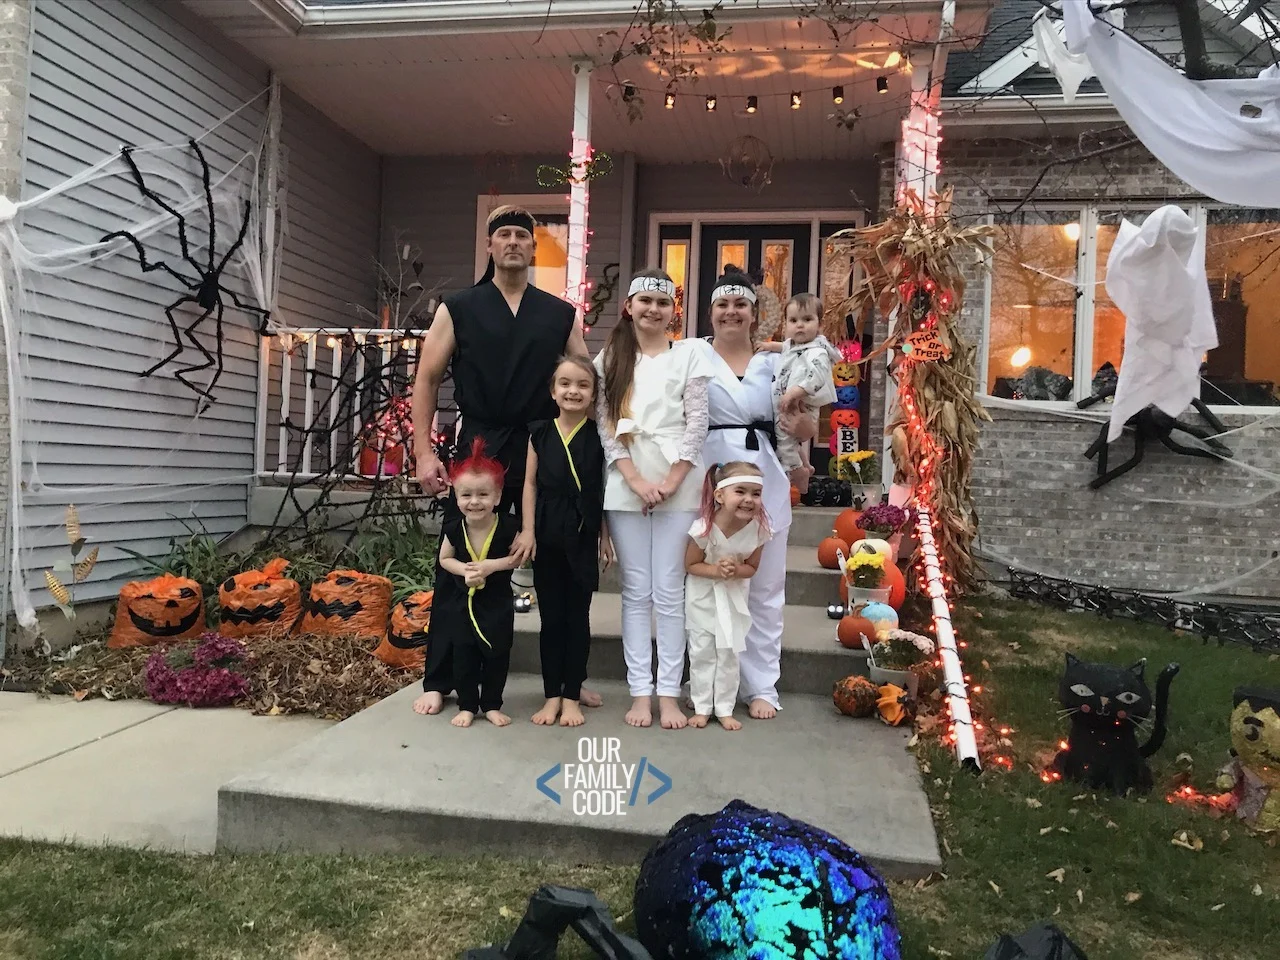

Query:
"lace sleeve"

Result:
[[678, 376, 710, 463], [595, 388, 629, 464]]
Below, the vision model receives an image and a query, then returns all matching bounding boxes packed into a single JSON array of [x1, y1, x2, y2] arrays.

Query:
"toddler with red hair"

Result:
[[413, 438, 520, 727]]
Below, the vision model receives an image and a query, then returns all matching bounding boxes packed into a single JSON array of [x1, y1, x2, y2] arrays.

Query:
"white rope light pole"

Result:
[[565, 60, 593, 326]]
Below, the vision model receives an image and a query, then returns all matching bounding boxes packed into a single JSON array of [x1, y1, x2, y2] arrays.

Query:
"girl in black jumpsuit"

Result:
[[519, 355, 611, 727]]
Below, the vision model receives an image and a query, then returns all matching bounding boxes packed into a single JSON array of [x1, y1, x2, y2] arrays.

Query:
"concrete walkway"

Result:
[[0, 691, 331, 853]]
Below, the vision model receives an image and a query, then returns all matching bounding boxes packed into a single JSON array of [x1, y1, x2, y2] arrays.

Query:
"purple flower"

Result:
[[145, 634, 248, 708], [857, 502, 908, 532]]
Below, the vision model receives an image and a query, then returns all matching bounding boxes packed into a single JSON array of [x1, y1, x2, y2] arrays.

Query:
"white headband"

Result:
[[711, 283, 757, 305], [628, 276, 676, 299], [716, 474, 763, 491]]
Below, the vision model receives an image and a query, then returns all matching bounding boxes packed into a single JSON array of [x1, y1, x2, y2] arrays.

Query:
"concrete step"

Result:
[[511, 593, 869, 697], [217, 677, 941, 880], [789, 506, 849, 549], [596, 544, 842, 608]]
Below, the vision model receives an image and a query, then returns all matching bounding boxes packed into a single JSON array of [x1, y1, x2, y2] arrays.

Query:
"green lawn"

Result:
[[2, 597, 1277, 959]]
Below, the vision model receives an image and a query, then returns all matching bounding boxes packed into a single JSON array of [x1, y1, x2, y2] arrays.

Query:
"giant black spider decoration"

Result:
[[1077, 382, 1233, 489], [103, 137, 270, 412]]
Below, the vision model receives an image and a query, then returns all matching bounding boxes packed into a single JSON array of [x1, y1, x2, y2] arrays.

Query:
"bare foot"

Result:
[[748, 698, 777, 720], [688, 714, 709, 728], [659, 696, 688, 730], [579, 688, 603, 708], [532, 698, 561, 725], [625, 696, 652, 728], [559, 700, 585, 727], [485, 710, 511, 727], [413, 691, 443, 715], [452, 710, 475, 727], [718, 715, 743, 731]]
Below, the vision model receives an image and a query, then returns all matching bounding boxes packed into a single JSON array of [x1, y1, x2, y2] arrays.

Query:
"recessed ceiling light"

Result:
[[491, 113, 515, 126]]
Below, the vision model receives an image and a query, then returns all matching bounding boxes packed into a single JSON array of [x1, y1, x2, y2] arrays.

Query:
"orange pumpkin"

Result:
[[790, 486, 801, 506], [833, 508, 862, 545], [218, 558, 301, 639], [833, 361, 860, 387], [882, 562, 907, 610], [298, 570, 392, 640], [829, 409, 860, 433], [109, 574, 205, 649], [817, 536, 849, 570], [837, 615, 877, 650], [374, 590, 434, 669]]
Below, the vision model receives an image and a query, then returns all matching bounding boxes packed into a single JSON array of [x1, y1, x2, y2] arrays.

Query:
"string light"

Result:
[[325, 336, 337, 348], [832, 85, 844, 104], [623, 83, 636, 102], [665, 92, 676, 109], [877, 76, 889, 94], [746, 95, 758, 113], [706, 94, 717, 111], [790, 91, 802, 109]]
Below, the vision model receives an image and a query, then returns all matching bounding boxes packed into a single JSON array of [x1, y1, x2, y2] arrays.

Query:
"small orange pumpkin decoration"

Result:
[[829, 409, 860, 433], [837, 615, 877, 650], [374, 590, 434, 669], [218, 558, 301, 639], [832, 361, 860, 387], [790, 485, 801, 506], [882, 561, 907, 610], [833, 508, 863, 545], [817, 536, 849, 570], [109, 574, 205, 649], [298, 569, 392, 640]]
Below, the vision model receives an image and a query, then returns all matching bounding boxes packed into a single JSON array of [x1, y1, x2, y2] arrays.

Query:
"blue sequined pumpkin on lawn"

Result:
[[633, 800, 901, 960], [834, 385, 860, 409]]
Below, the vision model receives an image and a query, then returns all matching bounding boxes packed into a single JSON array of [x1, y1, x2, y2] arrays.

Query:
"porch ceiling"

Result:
[[208, 6, 995, 162]]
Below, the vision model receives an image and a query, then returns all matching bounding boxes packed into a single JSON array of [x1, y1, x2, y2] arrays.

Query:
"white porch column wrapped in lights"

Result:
[[894, 65, 941, 213], [565, 60, 593, 325]]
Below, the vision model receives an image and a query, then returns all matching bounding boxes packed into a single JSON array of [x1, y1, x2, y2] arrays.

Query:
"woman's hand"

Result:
[[627, 475, 666, 512], [599, 533, 616, 570], [511, 527, 536, 566]]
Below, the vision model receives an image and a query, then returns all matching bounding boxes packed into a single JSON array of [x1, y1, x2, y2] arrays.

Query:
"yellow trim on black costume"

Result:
[[556, 417, 587, 532], [462, 517, 499, 649]]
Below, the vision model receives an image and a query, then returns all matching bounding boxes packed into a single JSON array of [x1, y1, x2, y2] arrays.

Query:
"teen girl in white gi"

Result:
[[594, 269, 711, 730], [688, 267, 811, 719]]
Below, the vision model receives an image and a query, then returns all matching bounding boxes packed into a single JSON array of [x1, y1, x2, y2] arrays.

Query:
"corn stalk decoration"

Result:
[[823, 188, 995, 593], [44, 504, 99, 619]]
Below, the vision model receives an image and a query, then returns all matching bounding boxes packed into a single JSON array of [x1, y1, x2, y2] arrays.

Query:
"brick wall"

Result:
[[869, 133, 1279, 598], [0, 0, 31, 640]]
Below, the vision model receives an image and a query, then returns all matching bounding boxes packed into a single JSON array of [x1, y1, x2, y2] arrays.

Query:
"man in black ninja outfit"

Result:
[[410, 205, 602, 716]]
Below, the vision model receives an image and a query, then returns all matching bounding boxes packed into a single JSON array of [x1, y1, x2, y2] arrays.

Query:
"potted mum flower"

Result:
[[857, 502, 908, 540], [868, 629, 936, 692], [145, 632, 249, 708], [828, 450, 881, 506], [845, 550, 890, 607]]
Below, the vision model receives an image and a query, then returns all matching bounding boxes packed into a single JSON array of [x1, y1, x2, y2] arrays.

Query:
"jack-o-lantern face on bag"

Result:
[[218, 558, 302, 639], [109, 574, 205, 648], [829, 409, 860, 433], [374, 590, 434, 669], [298, 569, 392, 640], [832, 361, 860, 387], [1231, 687, 1280, 788]]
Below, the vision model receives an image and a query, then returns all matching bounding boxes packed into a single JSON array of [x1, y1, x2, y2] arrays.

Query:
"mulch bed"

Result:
[[1, 632, 421, 722]]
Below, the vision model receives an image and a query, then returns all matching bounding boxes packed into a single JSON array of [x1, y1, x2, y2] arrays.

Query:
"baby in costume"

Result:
[[761, 293, 841, 492]]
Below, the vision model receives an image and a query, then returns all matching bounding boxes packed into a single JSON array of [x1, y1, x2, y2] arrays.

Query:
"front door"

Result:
[[696, 224, 812, 339]]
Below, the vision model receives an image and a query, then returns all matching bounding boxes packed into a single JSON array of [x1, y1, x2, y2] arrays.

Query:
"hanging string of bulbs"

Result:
[[619, 79, 895, 112]]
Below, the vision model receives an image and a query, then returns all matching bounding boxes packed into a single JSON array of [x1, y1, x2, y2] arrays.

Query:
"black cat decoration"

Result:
[[1046, 653, 1180, 794]]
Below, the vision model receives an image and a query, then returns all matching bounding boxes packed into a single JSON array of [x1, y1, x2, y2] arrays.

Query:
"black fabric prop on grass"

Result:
[[461, 885, 650, 960], [983, 922, 1089, 960]]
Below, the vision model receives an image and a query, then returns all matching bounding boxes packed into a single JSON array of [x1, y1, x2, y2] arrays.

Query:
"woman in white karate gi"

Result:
[[594, 269, 711, 730], [687, 267, 815, 718]]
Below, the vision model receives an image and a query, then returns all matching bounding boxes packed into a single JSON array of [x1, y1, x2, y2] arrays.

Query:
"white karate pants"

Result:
[[738, 525, 788, 710], [606, 508, 696, 698], [688, 631, 740, 717]]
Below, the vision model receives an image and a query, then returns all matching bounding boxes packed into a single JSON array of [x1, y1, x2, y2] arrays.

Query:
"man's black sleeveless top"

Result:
[[444, 281, 575, 488]]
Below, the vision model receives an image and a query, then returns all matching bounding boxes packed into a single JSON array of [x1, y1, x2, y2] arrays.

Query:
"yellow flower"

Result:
[[849, 450, 874, 463], [846, 552, 885, 573]]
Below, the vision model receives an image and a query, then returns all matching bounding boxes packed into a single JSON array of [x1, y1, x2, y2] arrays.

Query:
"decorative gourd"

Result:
[[833, 675, 879, 718], [298, 570, 392, 640], [855, 538, 892, 562], [861, 602, 899, 637], [832, 361, 860, 387], [837, 615, 877, 650], [833, 508, 863, 545], [828, 409, 860, 434], [817, 536, 849, 570], [374, 590, 433, 669], [833, 385, 860, 409], [882, 562, 907, 610], [218, 558, 301, 639], [109, 574, 205, 649]]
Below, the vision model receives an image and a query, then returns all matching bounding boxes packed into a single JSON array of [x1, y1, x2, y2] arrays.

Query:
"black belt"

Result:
[[709, 420, 776, 451]]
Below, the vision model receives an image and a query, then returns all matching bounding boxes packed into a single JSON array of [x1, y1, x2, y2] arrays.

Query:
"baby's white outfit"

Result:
[[685, 516, 772, 717], [772, 335, 842, 470]]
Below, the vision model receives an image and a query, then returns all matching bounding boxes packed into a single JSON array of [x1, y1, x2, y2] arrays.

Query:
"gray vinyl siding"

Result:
[[261, 90, 381, 478], [18, 0, 268, 607], [379, 155, 625, 422]]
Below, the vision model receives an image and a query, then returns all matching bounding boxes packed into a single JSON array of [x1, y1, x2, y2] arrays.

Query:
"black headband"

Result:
[[488, 210, 536, 236]]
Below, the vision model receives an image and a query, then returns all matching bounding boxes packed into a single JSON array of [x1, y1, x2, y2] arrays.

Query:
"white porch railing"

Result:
[[254, 326, 437, 482]]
